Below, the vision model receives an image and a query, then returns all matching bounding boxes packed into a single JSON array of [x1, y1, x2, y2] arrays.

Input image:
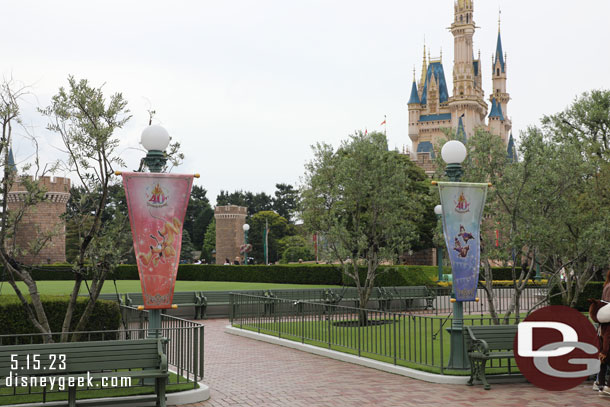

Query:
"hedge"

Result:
[[549, 282, 603, 311], [2, 264, 529, 286], [0, 296, 121, 340]]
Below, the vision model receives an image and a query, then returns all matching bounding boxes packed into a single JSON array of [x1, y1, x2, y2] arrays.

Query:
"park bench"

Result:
[[125, 292, 205, 319], [78, 292, 125, 305], [200, 291, 233, 318], [0, 338, 168, 406], [390, 286, 435, 310], [464, 324, 518, 390]]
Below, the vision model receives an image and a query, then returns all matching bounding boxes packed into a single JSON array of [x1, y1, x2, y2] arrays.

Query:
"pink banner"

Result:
[[121, 172, 194, 309]]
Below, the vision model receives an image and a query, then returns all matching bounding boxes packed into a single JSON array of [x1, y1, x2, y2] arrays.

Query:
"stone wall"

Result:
[[401, 247, 437, 266], [214, 205, 247, 265], [7, 176, 70, 265]]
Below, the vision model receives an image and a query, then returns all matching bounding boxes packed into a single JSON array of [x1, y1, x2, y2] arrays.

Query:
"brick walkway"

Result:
[[175, 319, 609, 407]]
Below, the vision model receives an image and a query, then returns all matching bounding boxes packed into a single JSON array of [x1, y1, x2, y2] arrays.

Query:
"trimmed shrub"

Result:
[[549, 282, 603, 311], [342, 265, 435, 287], [0, 296, 121, 339]]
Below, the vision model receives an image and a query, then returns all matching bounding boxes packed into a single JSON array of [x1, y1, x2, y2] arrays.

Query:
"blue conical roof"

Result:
[[421, 62, 449, 105], [408, 81, 420, 104], [507, 133, 515, 162], [494, 31, 505, 73], [7, 147, 16, 172], [489, 98, 505, 121], [457, 115, 467, 143]]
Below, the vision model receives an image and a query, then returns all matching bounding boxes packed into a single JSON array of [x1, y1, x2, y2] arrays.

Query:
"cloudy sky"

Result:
[[4, 0, 610, 205]]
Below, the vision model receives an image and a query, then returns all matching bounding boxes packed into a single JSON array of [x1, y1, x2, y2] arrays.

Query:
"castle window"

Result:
[[496, 68, 500, 76]]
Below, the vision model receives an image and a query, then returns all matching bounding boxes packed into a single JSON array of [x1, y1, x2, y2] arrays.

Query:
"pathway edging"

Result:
[[225, 325, 471, 385]]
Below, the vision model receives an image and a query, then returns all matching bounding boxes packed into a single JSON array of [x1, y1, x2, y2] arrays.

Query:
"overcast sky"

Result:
[[4, 0, 610, 205]]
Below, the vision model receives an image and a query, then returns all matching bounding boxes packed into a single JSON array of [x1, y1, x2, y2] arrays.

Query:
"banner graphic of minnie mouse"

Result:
[[122, 173, 194, 309], [438, 182, 488, 302]]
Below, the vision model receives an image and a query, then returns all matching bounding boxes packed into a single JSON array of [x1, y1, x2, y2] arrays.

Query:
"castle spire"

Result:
[[419, 43, 428, 89], [494, 19, 505, 73]]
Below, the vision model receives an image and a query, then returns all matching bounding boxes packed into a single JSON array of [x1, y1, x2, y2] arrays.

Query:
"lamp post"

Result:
[[243, 223, 250, 265], [140, 124, 170, 338], [441, 139, 468, 369], [434, 205, 443, 282]]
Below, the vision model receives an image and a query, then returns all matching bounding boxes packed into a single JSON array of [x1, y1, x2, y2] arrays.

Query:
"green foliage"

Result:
[[300, 131, 430, 306], [216, 190, 273, 217], [248, 211, 294, 264], [201, 220, 216, 263], [174, 264, 343, 285], [342, 265, 435, 287], [273, 183, 299, 223], [180, 229, 195, 262], [549, 282, 603, 311], [278, 235, 314, 263], [0, 296, 121, 337], [184, 186, 213, 250]]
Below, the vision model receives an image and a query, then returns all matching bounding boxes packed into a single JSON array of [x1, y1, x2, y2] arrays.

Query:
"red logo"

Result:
[[513, 305, 599, 391]]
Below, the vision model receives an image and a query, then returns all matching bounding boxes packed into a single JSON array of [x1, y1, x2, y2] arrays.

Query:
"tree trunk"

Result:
[[70, 268, 108, 342], [60, 271, 83, 342]]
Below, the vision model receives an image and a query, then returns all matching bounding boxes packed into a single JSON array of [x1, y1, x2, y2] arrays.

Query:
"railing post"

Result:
[[393, 313, 397, 365]]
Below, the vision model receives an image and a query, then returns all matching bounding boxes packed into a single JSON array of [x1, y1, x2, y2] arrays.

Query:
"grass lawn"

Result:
[[0, 281, 341, 296], [0, 371, 195, 405], [236, 314, 522, 376]]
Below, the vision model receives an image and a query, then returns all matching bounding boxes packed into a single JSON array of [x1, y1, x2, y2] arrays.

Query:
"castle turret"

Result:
[[7, 176, 70, 265], [408, 72, 422, 149], [214, 205, 247, 265], [448, 0, 488, 141], [489, 15, 511, 144]]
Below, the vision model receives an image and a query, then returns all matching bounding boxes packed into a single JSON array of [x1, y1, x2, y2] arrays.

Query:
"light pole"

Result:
[[441, 139, 468, 370], [140, 124, 171, 338], [434, 204, 443, 282], [243, 223, 250, 265]]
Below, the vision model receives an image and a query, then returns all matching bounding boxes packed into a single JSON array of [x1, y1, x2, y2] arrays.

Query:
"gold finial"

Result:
[[498, 7, 501, 32], [413, 66, 416, 82], [440, 47, 443, 62]]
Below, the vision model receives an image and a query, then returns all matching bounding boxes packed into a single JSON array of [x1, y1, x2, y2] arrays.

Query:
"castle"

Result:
[[6, 150, 70, 265], [408, 0, 514, 175]]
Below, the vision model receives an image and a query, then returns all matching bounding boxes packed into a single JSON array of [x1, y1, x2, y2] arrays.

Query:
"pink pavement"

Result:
[[174, 318, 609, 407]]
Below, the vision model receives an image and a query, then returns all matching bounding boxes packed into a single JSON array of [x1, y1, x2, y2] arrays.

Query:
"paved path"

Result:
[[175, 319, 609, 407]]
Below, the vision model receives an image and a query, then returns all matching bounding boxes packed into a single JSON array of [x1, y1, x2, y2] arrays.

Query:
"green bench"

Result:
[[125, 292, 205, 319], [389, 286, 435, 310], [0, 338, 168, 406], [79, 293, 125, 305], [465, 325, 518, 390], [200, 291, 233, 318]]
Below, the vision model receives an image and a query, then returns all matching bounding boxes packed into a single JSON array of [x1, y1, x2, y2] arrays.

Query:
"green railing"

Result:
[[0, 307, 203, 403], [230, 293, 530, 375]]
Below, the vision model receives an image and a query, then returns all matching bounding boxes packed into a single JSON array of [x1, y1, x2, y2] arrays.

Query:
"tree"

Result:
[[248, 211, 293, 264], [300, 131, 428, 323], [216, 189, 280, 217], [201, 220, 215, 263], [277, 235, 314, 263], [41, 76, 132, 341], [0, 79, 60, 343], [273, 183, 299, 223], [183, 185, 213, 250], [180, 229, 195, 263]]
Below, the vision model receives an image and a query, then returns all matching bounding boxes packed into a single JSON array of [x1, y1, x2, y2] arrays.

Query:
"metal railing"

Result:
[[0, 306, 204, 402], [120, 305, 204, 384], [230, 293, 538, 375]]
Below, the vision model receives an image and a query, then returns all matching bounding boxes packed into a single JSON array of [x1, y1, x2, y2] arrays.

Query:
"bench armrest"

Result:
[[158, 338, 169, 373], [469, 338, 490, 356], [125, 294, 133, 306]]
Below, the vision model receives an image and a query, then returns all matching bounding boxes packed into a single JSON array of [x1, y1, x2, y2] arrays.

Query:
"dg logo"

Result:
[[514, 305, 600, 391]]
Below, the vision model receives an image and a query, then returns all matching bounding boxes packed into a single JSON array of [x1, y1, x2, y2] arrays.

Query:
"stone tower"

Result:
[[7, 176, 71, 265], [407, 0, 512, 176], [214, 205, 247, 265]]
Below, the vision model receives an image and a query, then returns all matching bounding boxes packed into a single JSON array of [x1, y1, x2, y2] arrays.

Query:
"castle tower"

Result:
[[214, 205, 247, 265], [448, 0, 488, 139], [488, 16, 512, 144], [7, 176, 70, 265]]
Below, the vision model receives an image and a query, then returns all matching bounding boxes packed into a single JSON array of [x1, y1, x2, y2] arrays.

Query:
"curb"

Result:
[[8, 380, 210, 407], [225, 325, 470, 385]]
